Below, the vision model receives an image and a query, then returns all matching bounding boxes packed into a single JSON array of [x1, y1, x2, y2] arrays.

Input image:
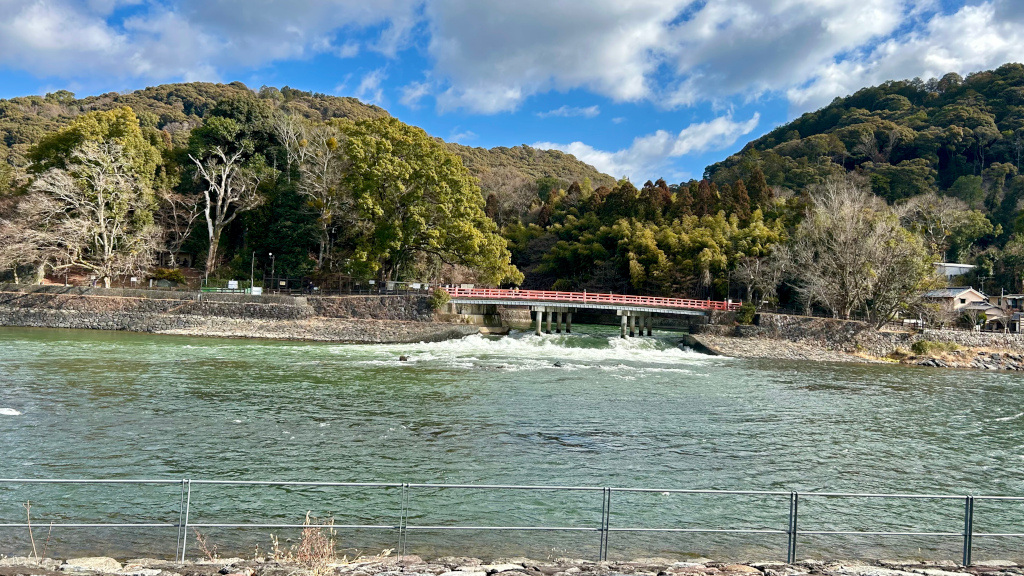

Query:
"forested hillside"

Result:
[[0, 82, 610, 201], [707, 63, 1024, 233], [5, 67, 1024, 326]]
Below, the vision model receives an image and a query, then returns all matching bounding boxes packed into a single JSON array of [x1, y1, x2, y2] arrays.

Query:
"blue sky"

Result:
[[2, 0, 1024, 182]]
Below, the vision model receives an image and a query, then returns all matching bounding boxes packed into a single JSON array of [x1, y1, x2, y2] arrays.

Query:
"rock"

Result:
[[972, 562, 1017, 568], [721, 567, 761, 574], [64, 557, 123, 573], [399, 355, 409, 361], [119, 568, 162, 576], [443, 572, 486, 576], [196, 558, 243, 566], [553, 361, 563, 367], [482, 565, 527, 574]]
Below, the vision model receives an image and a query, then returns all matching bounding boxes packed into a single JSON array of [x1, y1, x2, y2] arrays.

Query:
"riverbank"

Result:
[[2, 555, 1021, 576], [0, 285, 479, 344], [686, 313, 1024, 370], [5, 555, 1024, 576]]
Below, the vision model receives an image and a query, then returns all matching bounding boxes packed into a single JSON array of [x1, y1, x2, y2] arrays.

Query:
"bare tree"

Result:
[[787, 175, 935, 325], [735, 245, 789, 308], [295, 124, 350, 268], [274, 113, 313, 183], [189, 147, 267, 275], [155, 189, 202, 267], [896, 193, 971, 257], [26, 142, 160, 287], [0, 215, 40, 284]]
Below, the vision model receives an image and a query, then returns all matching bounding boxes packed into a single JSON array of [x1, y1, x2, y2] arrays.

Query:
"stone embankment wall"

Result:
[[0, 284, 477, 343], [693, 312, 1024, 368]]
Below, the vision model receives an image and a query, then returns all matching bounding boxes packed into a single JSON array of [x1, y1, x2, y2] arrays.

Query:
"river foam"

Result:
[[332, 330, 719, 371], [0, 408, 22, 416]]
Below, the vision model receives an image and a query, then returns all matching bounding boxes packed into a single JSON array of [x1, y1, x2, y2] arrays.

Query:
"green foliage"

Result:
[[148, 267, 187, 284], [28, 107, 161, 185], [340, 116, 523, 285], [736, 301, 757, 324], [428, 288, 451, 311], [911, 340, 960, 355]]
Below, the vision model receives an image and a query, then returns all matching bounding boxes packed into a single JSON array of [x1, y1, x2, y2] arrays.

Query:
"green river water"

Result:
[[1, 326, 1023, 562]]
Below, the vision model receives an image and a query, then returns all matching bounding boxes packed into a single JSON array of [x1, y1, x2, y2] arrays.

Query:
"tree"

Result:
[[898, 193, 993, 260], [339, 116, 522, 285], [788, 176, 934, 324], [28, 107, 160, 184], [189, 146, 270, 275], [735, 245, 789, 307], [295, 123, 348, 268], [155, 189, 202, 268], [25, 141, 160, 287]]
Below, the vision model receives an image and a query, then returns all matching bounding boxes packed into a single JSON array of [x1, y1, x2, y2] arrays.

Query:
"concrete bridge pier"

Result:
[[545, 309, 552, 334], [566, 312, 573, 333], [534, 309, 543, 335], [620, 314, 628, 338], [555, 311, 563, 333], [646, 314, 653, 336]]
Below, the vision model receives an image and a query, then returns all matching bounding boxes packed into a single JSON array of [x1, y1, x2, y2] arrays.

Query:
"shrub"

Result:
[[428, 288, 451, 310], [911, 340, 959, 355], [736, 301, 757, 324], [148, 267, 186, 284]]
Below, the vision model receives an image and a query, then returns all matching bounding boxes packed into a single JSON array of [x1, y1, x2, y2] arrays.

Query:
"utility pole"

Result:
[[250, 251, 256, 289], [269, 253, 276, 292]]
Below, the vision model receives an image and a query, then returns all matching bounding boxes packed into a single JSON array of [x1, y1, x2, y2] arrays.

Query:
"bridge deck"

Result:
[[443, 287, 739, 314]]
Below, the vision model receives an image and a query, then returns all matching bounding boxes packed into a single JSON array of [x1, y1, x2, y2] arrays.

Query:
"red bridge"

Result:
[[442, 287, 740, 337]]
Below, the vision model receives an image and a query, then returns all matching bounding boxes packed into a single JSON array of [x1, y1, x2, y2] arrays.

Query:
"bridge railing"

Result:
[[443, 287, 741, 311]]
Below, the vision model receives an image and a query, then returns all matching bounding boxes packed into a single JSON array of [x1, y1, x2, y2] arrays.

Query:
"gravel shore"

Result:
[[685, 334, 878, 364], [1, 555, 1020, 576]]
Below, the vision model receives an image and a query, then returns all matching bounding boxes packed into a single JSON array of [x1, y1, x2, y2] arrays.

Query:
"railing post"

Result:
[[597, 488, 612, 562], [397, 484, 410, 560], [962, 495, 974, 566], [786, 491, 798, 564], [179, 479, 191, 563], [174, 479, 186, 561]]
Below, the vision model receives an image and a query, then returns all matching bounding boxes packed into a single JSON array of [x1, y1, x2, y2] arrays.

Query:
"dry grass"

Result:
[[268, 513, 392, 576]]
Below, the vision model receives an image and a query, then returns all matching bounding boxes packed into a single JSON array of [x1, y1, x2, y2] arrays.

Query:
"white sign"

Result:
[[251, 287, 263, 295], [228, 280, 239, 289]]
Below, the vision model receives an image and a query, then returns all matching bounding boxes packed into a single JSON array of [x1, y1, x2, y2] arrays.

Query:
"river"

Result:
[[1, 326, 1023, 562]]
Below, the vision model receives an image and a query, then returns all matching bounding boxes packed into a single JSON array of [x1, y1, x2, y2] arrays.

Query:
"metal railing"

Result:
[[444, 288, 742, 312], [1, 479, 1022, 565]]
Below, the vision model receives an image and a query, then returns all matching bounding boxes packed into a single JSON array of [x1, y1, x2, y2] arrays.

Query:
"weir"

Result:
[[447, 287, 736, 338]]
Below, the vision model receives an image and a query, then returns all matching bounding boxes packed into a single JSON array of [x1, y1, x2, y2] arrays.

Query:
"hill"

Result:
[[0, 81, 612, 196], [705, 63, 1024, 232]]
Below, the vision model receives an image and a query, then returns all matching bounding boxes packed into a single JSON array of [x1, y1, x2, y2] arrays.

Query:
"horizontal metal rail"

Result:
[[2, 478, 1022, 565]]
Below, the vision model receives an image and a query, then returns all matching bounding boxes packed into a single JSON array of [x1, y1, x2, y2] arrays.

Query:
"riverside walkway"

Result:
[[442, 287, 740, 337]]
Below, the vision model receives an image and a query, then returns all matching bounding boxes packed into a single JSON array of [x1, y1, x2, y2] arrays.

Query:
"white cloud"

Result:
[[335, 41, 360, 58], [449, 129, 477, 143], [612, 117, 626, 124], [536, 105, 600, 119], [534, 113, 760, 180], [0, 0, 420, 82], [399, 81, 432, 108], [4, 0, 1024, 119], [787, 1, 1024, 110], [355, 68, 388, 105], [428, 0, 682, 113]]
